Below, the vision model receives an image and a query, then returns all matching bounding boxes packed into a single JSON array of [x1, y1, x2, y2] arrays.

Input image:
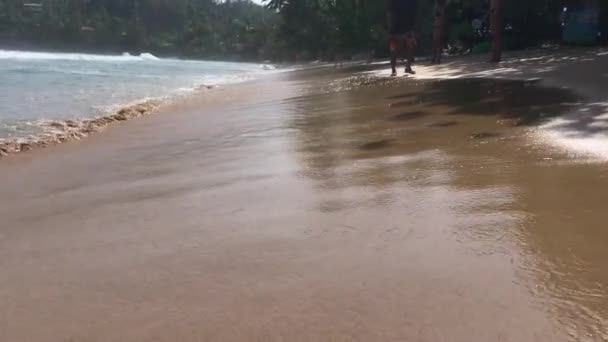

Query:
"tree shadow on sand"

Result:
[[389, 78, 582, 126], [380, 47, 608, 137], [391, 77, 608, 138]]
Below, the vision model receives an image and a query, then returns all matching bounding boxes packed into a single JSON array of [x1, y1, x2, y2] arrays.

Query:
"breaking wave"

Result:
[[0, 49, 161, 62]]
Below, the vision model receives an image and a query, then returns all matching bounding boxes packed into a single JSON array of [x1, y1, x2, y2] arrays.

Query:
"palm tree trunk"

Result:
[[490, 0, 505, 62], [432, 0, 447, 64]]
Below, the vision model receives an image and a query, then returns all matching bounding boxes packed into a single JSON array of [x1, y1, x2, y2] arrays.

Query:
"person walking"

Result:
[[387, 0, 418, 76]]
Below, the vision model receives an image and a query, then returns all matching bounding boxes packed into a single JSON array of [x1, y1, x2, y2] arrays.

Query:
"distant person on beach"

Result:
[[387, 0, 418, 76]]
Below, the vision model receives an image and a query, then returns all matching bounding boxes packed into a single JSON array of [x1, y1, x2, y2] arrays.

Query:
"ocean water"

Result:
[[0, 49, 276, 139]]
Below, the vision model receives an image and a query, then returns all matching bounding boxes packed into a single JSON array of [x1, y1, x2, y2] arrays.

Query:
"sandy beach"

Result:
[[2, 48, 608, 341]]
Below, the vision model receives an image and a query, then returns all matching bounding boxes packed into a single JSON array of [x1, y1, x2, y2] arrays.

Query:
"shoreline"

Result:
[[3, 46, 606, 160], [0, 50, 288, 158], [0, 98, 163, 157], [0, 84, 218, 158]]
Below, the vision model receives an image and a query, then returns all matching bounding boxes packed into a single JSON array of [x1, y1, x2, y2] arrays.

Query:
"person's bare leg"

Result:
[[431, 26, 440, 64], [405, 58, 414, 74], [390, 56, 398, 76], [390, 44, 398, 76], [405, 35, 416, 74], [431, 45, 439, 64], [432, 33, 443, 64]]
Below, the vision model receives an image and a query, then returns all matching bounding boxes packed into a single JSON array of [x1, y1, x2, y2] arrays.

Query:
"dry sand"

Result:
[[1, 48, 608, 341]]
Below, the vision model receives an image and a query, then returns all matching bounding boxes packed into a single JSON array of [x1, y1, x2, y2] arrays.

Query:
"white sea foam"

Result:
[[138, 52, 160, 61], [0, 49, 161, 62]]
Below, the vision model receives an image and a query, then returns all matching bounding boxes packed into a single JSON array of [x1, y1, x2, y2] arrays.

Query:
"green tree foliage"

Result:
[[0, 0, 602, 60], [0, 0, 281, 60], [266, 0, 604, 59]]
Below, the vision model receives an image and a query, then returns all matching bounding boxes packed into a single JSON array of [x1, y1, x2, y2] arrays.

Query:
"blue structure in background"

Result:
[[562, 0, 601, 44]]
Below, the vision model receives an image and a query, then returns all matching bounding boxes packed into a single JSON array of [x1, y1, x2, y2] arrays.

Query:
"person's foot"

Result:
[[390, 70, 398, 77], [405, 67, 416, 75]]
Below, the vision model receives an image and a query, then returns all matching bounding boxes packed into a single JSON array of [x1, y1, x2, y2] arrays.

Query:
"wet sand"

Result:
[[2, 55, 608, 341]]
